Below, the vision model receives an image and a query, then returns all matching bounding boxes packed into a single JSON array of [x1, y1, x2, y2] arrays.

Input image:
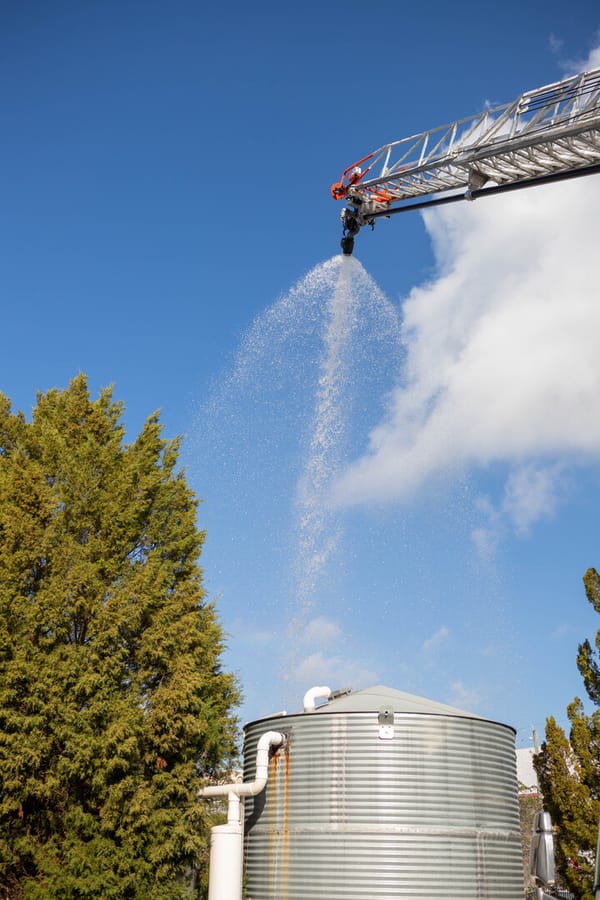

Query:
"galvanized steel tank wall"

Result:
[[243, 692, 524, 899]]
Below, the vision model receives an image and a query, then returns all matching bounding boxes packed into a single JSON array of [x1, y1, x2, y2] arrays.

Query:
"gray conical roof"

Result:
[[311, 684, 485, 720]]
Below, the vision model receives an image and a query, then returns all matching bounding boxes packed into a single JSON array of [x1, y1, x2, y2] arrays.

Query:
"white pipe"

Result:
[[199, 731, 284, 900], [206, 821, 243, 900], [303, 685, 331, 712], [200, 730, 284, 800]]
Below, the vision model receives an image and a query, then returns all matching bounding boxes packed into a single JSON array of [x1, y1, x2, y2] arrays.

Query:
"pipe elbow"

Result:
[[303, 685, 332, 712], [237, 731, 285, 797], [199, 730, 284, 799], [257, 730, 285, 752]]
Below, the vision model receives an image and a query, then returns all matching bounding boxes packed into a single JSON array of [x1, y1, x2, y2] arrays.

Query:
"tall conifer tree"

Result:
[[0, 376, 239, 899], [535, 568, 600, 900]]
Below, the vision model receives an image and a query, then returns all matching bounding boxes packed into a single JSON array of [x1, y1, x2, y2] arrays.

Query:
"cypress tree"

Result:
[[534, 568, 600, 900], [0, 376, 239, 899]]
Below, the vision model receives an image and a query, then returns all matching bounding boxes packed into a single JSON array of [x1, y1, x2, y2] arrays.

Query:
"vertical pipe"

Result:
[[199, 731, 284, 900], [208, 821, 243, 900]]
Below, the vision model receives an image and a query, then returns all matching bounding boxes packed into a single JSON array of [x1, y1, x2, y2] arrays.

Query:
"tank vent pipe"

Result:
[[303, 685, 332, 712]]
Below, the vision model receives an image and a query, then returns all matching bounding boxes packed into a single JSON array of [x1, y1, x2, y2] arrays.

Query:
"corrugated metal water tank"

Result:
[[243, 685, 524, 899]]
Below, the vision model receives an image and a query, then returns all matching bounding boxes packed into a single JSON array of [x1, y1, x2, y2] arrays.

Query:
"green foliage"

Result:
[[577, 569, 600, 706], [534, 568, 600, 900], [0, 376, 240, 898]]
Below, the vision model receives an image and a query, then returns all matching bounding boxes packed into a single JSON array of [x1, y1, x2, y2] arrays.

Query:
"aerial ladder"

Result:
[[331, 66, 600, 254]]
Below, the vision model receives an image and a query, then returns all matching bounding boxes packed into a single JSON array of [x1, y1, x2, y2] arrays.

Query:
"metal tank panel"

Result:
[[243, 686, 524, 899]]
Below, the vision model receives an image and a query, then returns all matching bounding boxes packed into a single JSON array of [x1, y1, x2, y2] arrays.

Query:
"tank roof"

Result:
[[311, 684, 485, 719], [246, 684, 515, 731]]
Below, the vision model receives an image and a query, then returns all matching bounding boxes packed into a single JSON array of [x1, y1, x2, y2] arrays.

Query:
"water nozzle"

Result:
[[341, 235, 354, 255], [340, 206, 360, 255]]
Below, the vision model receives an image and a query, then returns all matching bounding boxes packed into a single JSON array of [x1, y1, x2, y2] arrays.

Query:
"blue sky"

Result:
[[1, 1, 599, 746]]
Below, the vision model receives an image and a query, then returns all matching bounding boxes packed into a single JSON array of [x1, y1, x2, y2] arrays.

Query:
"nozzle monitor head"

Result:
[[340, 235, 354, 255]]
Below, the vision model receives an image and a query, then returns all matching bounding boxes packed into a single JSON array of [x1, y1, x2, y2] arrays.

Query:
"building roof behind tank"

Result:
[[312, 684, 486, 720]]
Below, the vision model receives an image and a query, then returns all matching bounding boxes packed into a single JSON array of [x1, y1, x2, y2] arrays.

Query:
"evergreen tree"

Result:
[[534, 568, 600, 900], [0, 376, 239, 899]]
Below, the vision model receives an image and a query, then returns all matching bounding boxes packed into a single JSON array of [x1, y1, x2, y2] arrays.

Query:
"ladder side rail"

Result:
[[445, 92, 599, 153], [521, 71, 600, 124], [420, 132, 600, 194], [449, 128, 600, 184], [369, 116, 496, 184], [514, 137, 599, 169], [382, 124, 458, 178], [522, 79, 600, 131], [352, 148, 600, 211], [520, 68, 595, 111], [415, 121, 462, 169], [410, 112, 506, 167], [457, 139, 600, 188], [353, 164, 469, 201], [367, 103, 536, 185], [388, 162, 481, 197], [366, 133, 434, 175], [384, 135, 432, 174], [451, 86, 596, 158], [499, 108, 600, 148], [364, 105, 510, 179], [364, 69, 600, 190], [373, 133, 442, 181], [449, 113, 497, 154], [340, 68, 600, 211], [461, 120, 600, 168], [334, 68, 600, 247], [356, 125, 600, 205], [361, 117, 600, 195], [405, 167, 467, 194]]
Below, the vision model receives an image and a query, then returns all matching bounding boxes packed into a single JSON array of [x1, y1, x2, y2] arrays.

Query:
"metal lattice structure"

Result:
[[331, 67, 600, 245]]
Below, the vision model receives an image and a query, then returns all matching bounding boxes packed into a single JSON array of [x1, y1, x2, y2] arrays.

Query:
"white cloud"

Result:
[[446, 680, 481, 711], [230, 618, 277, 646], [588, 45, 600, 68], [565, 38, 600, 73], [300, 616, 342, 646], [548, 34, 563, 56], [472, 462, 568, 553], [333, 177, 600, 527], [551, 623, 577, 640], [501, 463, 566, 534], [479, 644, 500, 658], [422, 625, 449, 655], [288, 618, 377, 697], [294, 650, 378, 692]]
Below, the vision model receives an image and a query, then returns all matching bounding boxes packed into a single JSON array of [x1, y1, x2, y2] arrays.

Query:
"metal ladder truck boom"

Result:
[[331, 66, 600, 254]]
